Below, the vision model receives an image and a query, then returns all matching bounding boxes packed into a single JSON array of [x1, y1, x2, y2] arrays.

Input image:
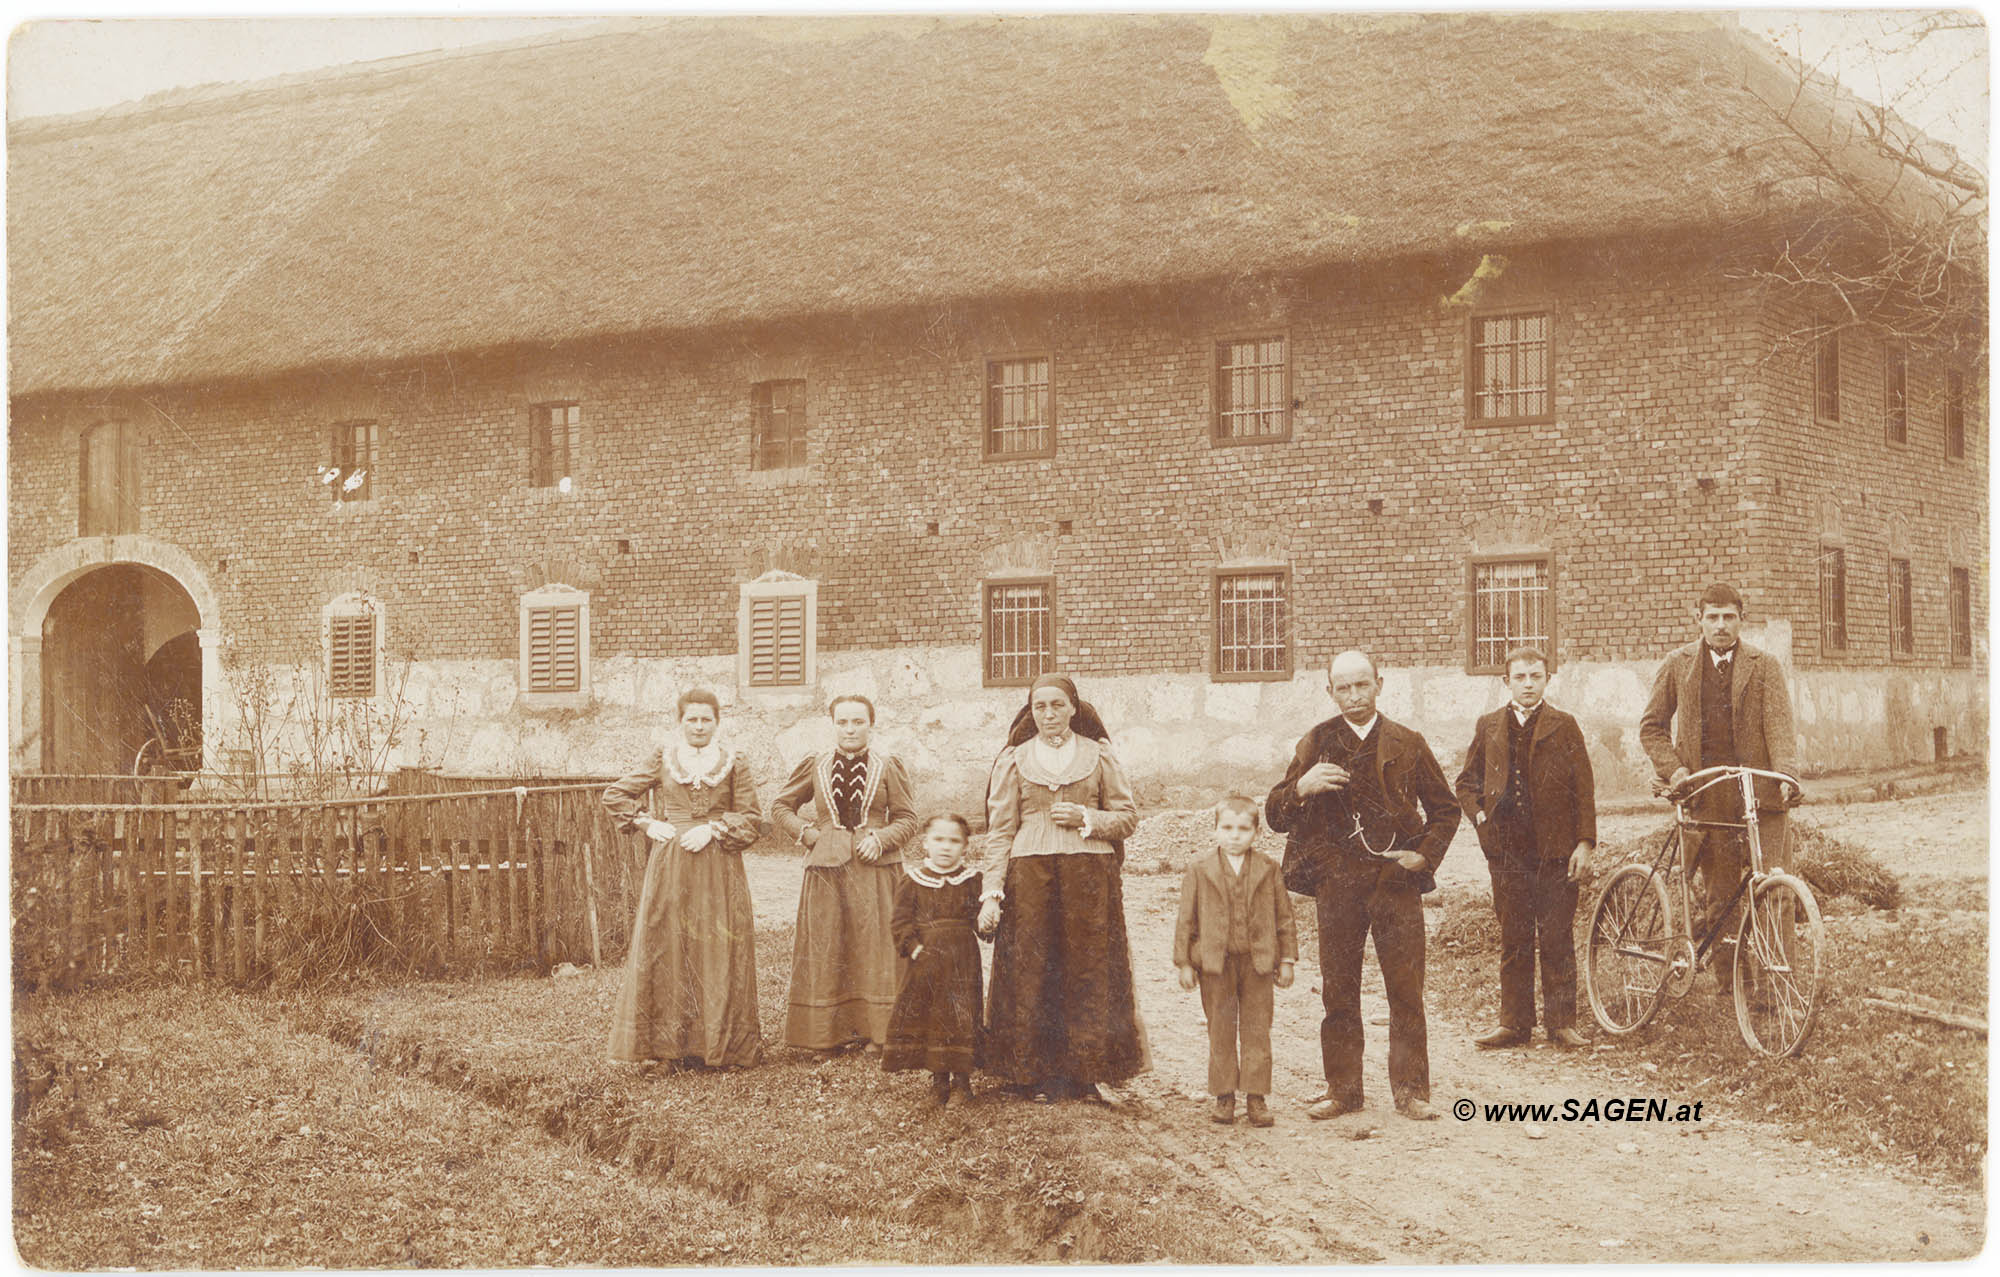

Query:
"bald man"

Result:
[[1265, 651, 1460, 1122]]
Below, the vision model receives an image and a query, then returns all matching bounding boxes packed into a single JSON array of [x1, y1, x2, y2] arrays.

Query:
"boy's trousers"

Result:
[[1198, 953, 1275, 1096]]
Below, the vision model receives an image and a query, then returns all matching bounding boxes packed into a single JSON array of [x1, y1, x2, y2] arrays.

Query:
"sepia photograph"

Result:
[[6, 6, 1988, 1267]]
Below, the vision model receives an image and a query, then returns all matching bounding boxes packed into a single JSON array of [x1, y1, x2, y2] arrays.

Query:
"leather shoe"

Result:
[[1211, 1094, 1236, 1125], [1474, 1026, 1533, 1049], [1244, 1095, 1274, 1128], [1547, 1026, 1588, 1048], [1395, 1097, 1440, 1121], [1307, 1096, 1362, 1121]]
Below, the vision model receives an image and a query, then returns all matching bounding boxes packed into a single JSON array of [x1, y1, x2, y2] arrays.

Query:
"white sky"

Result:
[[5, 4, 1989, 166]]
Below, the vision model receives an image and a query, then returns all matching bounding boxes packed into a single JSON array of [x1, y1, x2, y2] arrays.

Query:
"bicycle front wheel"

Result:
[[1585, 863, 1676, 1035], [1733, 872, 1824, 1057]]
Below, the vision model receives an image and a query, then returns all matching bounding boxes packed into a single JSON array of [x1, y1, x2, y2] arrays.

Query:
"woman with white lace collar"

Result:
[[978, 673, 1146, 1103], [602, 687, 767, 1069]]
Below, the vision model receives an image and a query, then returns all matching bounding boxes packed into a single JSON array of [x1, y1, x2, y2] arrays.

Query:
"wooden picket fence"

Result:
[[11, 774, 196, 805], [11, 783, 653, 990]]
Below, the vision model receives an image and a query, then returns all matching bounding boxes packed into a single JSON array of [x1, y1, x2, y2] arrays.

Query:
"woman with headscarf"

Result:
[[977, 672, 1145, 1102], [601, 687, 767, 1069]]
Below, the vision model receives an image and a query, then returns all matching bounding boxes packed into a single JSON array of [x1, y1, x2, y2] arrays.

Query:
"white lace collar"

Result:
[[906, 860, 981, 886], [664, 740, 733, 788]]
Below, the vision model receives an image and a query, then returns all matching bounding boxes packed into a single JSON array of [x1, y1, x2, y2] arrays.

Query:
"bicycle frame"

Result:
[[1661, 766, 1800, 978]]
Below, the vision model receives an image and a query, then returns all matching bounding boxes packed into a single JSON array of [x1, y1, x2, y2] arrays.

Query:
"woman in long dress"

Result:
[[601, 688, 766, 1068], [977, 673, 1145, 1101], [768, 694, 920, 1053]]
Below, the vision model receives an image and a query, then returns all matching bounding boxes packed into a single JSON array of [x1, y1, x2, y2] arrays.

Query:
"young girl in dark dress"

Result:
[[882, 814, 984, 1108]]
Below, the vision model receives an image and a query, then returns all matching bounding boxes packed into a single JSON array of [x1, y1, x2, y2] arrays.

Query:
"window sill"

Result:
[[1212, 668, 1292, 683], [522, 483, 588, 500], [518, 689, 591, 711], [980, 451, 1057, 464], [743, 465, 813, 487], [1211, 431, 1293, 448], [1465, 416, 1554, 430]]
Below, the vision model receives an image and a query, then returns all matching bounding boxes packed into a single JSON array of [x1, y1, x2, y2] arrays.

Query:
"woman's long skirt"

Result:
[[608, 841, 760, 1067], [981, 852, 1147, 1085], [785, 860, 904, 1049]]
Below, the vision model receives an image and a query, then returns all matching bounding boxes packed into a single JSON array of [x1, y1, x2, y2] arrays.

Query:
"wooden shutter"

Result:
[[329, 614, 375, 698], [747, 594, 808, 686], [527, 606, 581, 692]]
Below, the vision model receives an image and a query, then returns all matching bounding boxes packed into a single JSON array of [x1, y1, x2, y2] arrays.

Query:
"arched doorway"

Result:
[[40, 564, 202, 773]]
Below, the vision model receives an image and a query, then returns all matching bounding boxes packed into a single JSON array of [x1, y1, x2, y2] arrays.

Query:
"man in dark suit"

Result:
[[1266, 650, 1460, 1122], [1454, 645, 1597, 1048], [1638, 582, 1798, 994]]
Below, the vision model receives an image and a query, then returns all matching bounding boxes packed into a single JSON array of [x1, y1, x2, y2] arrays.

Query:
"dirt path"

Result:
[[742, 787, 1987, 1262]]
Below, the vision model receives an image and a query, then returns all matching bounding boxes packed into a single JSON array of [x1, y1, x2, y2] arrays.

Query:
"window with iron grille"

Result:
[[330, 420, 377, 503], [1215, 570, 1290, 679], [751, 380, 808, 470], [745, 593, 810, 687], [1469, 557, 1552, 672], [1889, 557, 1914, 656], [1469, 312, 1551, 424], [327, 609, 377, 699], [78, 420, 140, 536], [984, 356, 1053, 458], [525, 605, 582, 692], [1946, 370, 1965, 459], [1885, 346, 1907, 443], [1819, 546, 1847, 654], [1949, 567, 1972, 662], [984, 579, 1054, 686], [530, 402, 581, 488], [1214, 336, 1290, 442], [1813, 324, 1841, 423]]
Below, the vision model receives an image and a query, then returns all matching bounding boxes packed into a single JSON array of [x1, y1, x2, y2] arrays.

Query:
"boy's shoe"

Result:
[[1245, 1095, 1274, 1127], [930, 1073, 952, 1106], [947, 1076, 975, 1109], [1211, 1094, 1236, 1124]]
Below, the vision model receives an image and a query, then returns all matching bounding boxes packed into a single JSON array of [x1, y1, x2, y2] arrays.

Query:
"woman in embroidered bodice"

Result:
[[601, 688, 767, 1069], [769, 694, 920, 1053], [978, 673, 1146, 1102]]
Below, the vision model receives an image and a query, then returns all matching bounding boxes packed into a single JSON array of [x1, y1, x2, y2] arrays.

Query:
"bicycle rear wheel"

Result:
[[1733, 873, 1824, 1057], [1585, 862, 1676, 1035]]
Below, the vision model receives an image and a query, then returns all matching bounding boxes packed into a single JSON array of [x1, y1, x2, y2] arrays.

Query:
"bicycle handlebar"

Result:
[[1662, 765, 1804, 807]]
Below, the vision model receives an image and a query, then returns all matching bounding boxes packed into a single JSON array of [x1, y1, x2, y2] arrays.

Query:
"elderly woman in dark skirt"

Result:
[[601, 688, 767, 1069], [977, 673, 1145, 1102]]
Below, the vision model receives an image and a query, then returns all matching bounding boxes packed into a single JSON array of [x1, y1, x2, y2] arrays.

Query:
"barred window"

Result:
[[330, 420, 377, 503], [1819, 546, 1847, 654], [525, 606, 582, 692], [1889, 557, 1914, 656], [1469, 312, 1550, 423], [1885, 346, 1907, 444], [1814, 323, 1841, 423], [745, 593, 809, 687], [1470, 557, 1552, 672], [1215, 570, 1290, 679], [327, 607, 377, 699], [751, 380, 808, 471], [79, 420, 140, 536], [1949, 567, 1972, 662], [985, 357, 1052, 458], [984, 580, 1054, 686], [530, 402, 581, 488], [1946, 370, 1965, 460], [1214, 336, 1289, 442]]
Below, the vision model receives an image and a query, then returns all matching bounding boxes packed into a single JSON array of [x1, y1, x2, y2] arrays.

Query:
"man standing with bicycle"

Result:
[[1638, 583, 1798, 996]]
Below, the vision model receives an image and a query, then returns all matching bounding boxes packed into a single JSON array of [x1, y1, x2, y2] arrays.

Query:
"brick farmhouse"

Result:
[[8, 14, 1985, 808]]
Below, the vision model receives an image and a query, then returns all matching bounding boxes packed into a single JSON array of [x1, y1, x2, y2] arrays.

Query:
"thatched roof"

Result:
[[6, 12, 1955, 396]]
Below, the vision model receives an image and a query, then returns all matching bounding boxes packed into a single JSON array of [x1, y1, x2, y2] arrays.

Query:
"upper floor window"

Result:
[[1214, 569, 1291, 680], [983, 578, 1054, 686], [737, 573, 817, 688], [1468, 312, 1551, 425], [751, 380, 808, 471], [1469, 556, 1553, 673], [1949, 566, 1972, 663], [984, 355, 1053, 459], [530, 402, 580, 489], [1818, 545, 1847, 655], [329, 420, 378, 503], [1946, 370, 1966, 460], [1885, 345, 1907, 444], [324, 596, 381, 699], [78, 420, 140, 536], [1889, 557, 1914, 657], [1813, 323, 1841, 423], [1214, 335, 1290, 442]]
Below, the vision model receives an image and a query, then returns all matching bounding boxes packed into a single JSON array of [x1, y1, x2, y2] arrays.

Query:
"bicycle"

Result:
[[1583, 765, 1824, 1057]]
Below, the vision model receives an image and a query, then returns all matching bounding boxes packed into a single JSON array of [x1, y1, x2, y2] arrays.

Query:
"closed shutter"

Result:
[[329, 614, 375, 698], [747, 594, 808, 686], [527, 606, 581, 692]]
